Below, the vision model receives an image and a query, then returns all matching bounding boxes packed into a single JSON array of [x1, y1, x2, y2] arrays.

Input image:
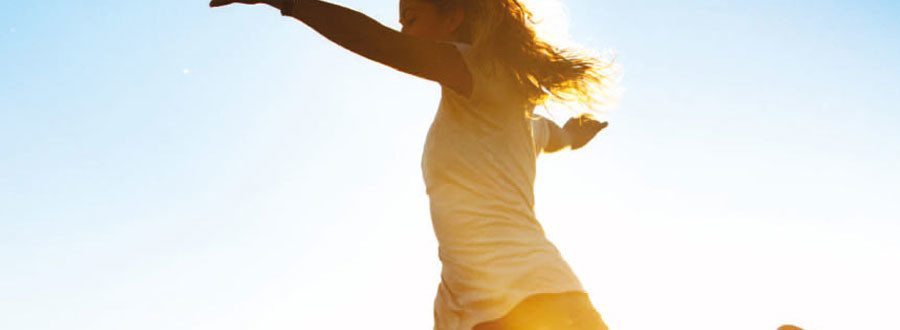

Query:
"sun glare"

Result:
[[520, 0, 573, 46]]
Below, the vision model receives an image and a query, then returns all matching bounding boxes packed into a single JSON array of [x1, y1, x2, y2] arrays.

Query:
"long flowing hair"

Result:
[[428, 0, 619, 116]]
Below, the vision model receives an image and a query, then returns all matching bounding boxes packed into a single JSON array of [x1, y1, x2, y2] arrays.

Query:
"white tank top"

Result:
[[422, 42, 586, 330]]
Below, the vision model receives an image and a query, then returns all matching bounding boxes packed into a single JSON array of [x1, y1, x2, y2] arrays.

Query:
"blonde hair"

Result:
[[429, 0, 619, 116]]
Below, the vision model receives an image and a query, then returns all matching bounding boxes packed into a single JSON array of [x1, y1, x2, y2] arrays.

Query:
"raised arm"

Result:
[[209, 0, 472, 97]]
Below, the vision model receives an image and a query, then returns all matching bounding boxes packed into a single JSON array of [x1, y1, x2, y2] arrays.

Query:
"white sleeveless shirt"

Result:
[[422, 42, 586, 330]]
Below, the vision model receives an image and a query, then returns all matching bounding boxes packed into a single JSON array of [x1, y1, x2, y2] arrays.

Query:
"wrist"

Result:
[[562, 131, 574, 149], [279, 0, 297, 16]]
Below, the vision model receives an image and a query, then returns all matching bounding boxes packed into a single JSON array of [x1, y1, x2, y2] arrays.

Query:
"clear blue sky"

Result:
[[2, 0, 898, 329]]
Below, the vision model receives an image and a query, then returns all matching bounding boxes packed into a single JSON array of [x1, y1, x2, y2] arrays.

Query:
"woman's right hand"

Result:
[[209, 0, 285, 11]]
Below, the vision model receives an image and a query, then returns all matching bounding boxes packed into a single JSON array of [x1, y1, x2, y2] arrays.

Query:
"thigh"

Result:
[[473, 292, 608, 330]]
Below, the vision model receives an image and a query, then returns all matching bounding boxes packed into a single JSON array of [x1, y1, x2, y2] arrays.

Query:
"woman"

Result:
[[210, 1, 615, 328]]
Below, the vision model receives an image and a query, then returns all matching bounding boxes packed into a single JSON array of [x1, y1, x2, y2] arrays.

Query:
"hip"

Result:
[[472, 291, 608, 330]]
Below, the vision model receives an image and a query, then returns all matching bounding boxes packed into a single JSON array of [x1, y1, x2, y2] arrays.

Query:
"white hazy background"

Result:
[[2, 0, 898, 329]]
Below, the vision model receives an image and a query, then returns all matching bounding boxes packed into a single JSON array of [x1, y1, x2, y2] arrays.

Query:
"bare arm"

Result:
[[210, 0, 473, 97], [540, 117, 569, 153], [536, 114, 608, 154]]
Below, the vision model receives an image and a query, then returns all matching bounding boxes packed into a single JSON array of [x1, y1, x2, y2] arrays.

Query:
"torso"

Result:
[[422, 42, 586, 330]]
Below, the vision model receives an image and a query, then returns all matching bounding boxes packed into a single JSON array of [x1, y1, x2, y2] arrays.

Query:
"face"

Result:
[[398, 0, 462, 41]]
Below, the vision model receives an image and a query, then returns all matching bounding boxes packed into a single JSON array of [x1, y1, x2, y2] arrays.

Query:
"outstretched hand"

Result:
[[563, 114, 608, 150], [209, 0, 284, 9]]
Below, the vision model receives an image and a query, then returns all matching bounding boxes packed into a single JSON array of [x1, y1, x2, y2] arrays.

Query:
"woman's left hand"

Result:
[[564, 114, 608, 150]]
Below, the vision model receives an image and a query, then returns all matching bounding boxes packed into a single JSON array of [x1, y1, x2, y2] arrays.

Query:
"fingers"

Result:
[[210, 0, 256, 7], [589, 121, 609, 131], [209, 0, 232, 7], [575, 118, 608, 131]]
